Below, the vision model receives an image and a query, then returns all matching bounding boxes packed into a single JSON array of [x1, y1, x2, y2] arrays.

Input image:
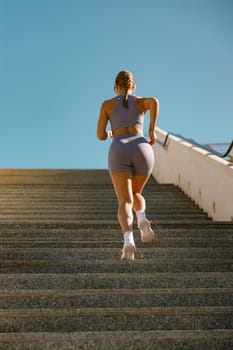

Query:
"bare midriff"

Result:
[[112, 126, 142, 137]]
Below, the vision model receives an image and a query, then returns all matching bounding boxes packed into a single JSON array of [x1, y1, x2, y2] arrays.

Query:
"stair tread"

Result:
[[1, 306, 233, 316], [0, 330, 232, 350]]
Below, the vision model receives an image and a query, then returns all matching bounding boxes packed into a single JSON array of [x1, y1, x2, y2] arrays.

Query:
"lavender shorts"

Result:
[[108, 134, 154, 176]]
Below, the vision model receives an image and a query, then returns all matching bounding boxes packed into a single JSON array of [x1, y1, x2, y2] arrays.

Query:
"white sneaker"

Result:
[[138, 219, 155, 242], [121, 241, 136, 260]]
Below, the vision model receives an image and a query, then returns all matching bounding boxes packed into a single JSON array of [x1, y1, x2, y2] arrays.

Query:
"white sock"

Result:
[[123, 231, 134, 245], [136, 211, 147, 224]]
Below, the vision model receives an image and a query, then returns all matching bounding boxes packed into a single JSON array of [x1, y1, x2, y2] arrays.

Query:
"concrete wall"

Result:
[[152, 128, 233, 221]]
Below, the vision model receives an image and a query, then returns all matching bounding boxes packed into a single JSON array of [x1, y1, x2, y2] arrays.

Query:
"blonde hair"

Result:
[[114, 71, 136, 109]]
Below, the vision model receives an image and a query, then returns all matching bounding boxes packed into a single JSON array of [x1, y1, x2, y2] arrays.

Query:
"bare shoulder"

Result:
[[134, 95, 146, 113], [100, 97, 117, 116], [135, 96, 159, 113]]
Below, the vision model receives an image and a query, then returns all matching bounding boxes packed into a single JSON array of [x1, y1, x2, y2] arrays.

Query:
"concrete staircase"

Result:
[[0, 169, 233, 349]]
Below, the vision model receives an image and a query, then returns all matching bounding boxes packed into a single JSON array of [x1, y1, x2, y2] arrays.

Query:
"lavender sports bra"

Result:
[[109, 95, 144, 132]]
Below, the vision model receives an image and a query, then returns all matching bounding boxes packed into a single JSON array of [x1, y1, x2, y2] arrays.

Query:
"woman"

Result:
[[97, 70, 159, 260]]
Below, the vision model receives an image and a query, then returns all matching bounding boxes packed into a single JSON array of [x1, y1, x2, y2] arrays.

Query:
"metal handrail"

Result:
[[159, 131, 233, 159]]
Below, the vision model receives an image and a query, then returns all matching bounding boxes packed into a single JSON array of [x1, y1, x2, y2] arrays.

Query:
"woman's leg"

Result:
[[132, 175, 155, 242], [111, 171, 136, 260], [111, 171, 134, 234], [132, 175, 150, 213]]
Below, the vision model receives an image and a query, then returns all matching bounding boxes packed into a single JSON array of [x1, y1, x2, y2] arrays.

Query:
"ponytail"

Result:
[[114, 71, 136, 109], [122, 92, 129, 109]]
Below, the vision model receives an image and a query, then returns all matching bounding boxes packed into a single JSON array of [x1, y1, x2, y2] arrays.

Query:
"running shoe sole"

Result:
[[121, 243, 136, 260], [139, 220, 155, 242]]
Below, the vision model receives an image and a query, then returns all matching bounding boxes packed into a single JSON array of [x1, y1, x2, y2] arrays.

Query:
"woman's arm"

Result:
[[144, 97, 159, 145], [97, 101, 112, 140]]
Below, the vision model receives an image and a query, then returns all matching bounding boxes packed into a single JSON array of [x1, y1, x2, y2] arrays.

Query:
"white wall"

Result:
[[152, 128, 233, 221]]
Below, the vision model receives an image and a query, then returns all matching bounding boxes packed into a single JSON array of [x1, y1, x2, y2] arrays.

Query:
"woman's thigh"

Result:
[[111, 172, 133, 204]]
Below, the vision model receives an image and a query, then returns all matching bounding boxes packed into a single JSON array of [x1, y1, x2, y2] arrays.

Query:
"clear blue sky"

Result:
[[1, 0, 232, 169]]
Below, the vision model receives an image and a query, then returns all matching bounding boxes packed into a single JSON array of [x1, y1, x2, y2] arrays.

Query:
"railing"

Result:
[[158, 131, 233, 160]]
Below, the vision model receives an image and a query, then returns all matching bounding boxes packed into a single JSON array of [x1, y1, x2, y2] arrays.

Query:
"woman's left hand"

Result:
[[148, 130, 157, 145]]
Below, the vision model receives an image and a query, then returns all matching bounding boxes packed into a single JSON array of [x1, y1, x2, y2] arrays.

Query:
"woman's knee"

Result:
[[118, 196, 133, 208], [133, 191, 141, 197]]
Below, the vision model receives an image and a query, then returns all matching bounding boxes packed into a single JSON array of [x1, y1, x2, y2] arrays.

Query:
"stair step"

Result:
[[0, 205, 203, 211], [1, 247, 233, 260], [0, 204, 203, 212], [1, 289, 232, 309], [1, 259, 233, 273], [1, 330, 233, 350], [2, 272, 233, 289], [0, 214, 209, 221], [1, 222, 232, 229], [1, 239, 232, 248], [0, 210, 207, 217], [0, 307, 232, 332], [1, 227, 233, 240]]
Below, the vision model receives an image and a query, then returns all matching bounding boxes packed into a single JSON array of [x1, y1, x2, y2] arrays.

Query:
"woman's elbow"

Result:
[[97, 130, 106, 140], [151, 97, 159, 107]]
